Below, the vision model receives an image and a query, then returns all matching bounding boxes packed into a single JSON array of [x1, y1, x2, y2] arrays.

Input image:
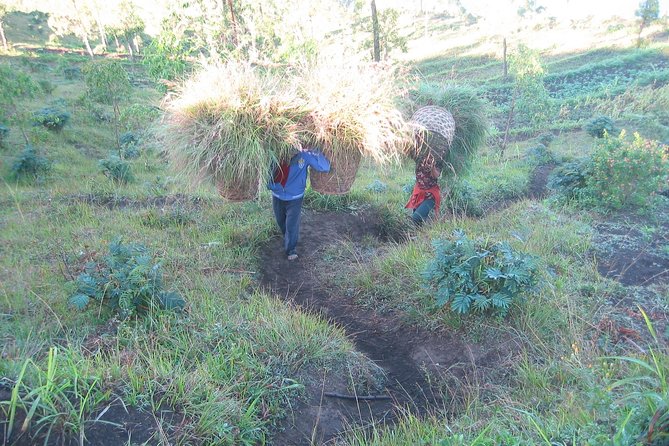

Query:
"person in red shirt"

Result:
[[405, 148, 442, 225]]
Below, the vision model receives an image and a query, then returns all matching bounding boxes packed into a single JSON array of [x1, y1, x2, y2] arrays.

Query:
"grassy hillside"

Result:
[[1, 7, 668, 446]]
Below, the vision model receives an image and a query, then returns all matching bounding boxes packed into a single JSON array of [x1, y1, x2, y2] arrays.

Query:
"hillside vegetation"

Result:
[[1, 2, 668, 445]]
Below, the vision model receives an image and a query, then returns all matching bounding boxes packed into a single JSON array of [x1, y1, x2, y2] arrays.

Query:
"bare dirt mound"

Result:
[[593, 212, 669, 287], [259, 210, 516, 445]]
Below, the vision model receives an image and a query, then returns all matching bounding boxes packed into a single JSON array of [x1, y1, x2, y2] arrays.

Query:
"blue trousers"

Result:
[[411, 198, 435, 225], [272, 196, 303, 255]]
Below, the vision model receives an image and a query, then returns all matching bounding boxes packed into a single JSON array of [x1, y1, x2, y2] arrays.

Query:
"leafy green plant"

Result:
[[423, 230, 540, 316], [586, 131, 668, 209], [69, 238, 185, 318], [32, 107, 70, 132], [584, 115, 617, 138], [142, 31, 192, 84], [119, 131, 141, 159], [525, 143, 555, 166], [547, 157, 592, 201], [119, 103, 160, 133], [98, 155, 134, 184], [11, 145, 51, 180], [366, 179, 388, 192]]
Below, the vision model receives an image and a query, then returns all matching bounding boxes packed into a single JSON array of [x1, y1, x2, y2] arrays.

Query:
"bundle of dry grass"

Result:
[[300, 63, 412, 194], [160, 61, 411, 199], [160, 62, 306, 200]]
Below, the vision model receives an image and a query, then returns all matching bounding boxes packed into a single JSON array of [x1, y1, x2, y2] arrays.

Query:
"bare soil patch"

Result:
[[593, 208, 669, 287], [528, 164, 556, 200], [259, 209, 517, 445]]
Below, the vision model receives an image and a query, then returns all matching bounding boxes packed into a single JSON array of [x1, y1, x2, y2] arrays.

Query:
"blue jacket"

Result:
[[268, 150, 330, 201]]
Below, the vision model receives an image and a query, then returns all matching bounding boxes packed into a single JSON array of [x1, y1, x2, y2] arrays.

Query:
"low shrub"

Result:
[[423, 230, 540, 316], [141, 206, 195, 228], [525, 143, 556, 166], [446, 180, 483, 217], [120, 131, 138, 147], [11, 145, 51, 179], [536, 132, 555, 147], [584, 115, 617, 138], [547, 157, 592, 200], [587, 131, 668, 209], [69, 238, 185, 318], [119, 131, 141, 159], [38, 79, 56, 95], [32, 107, 70, 131], [62, 66, 82, 80], [120, 104, 161, 132], [99, 155, 133, 184]]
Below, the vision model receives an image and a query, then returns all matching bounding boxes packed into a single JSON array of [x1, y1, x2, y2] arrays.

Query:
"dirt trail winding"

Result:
[[259, 210, 515, 445]]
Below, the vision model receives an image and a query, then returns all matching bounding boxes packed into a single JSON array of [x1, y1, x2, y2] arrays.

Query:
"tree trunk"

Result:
[[371, 0, 380, 62], [503, 37, 507, 79], [500, 89, 517, 156], [96, 19, 107, 51], [227, 0, 238, 47], [0, 21, 8, 51], [126, 34, 134, 60], [82, 33, 94, 58], [133, 34, 140, 55], [114, 34, 120, 50]]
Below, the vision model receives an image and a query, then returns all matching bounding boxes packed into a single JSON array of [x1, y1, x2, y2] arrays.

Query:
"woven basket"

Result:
[[215, 177, 259, 202], [410, 106, 455, 158], [310, 149, 361, 195]]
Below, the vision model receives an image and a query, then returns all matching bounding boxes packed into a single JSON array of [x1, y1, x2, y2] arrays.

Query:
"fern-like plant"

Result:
[[69, 238, 185, 318], [423, 230, 540, 316]]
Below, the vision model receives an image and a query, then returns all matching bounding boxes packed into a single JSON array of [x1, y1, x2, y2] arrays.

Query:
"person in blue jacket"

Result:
[[268, 142, 330, 261]]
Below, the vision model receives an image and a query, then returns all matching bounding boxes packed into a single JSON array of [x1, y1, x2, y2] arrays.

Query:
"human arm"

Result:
[[299, 144, 331, 173]]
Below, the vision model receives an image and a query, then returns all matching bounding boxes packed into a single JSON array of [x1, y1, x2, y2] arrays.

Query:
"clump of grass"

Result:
[[299, 63, 411, 165], [159, 62, 304, 191], [411, 83, 490, 177]]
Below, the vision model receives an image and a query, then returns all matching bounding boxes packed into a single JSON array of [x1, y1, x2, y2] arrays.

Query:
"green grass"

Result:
[[0, 52, 379, 444], [2, 13, 669, 445]]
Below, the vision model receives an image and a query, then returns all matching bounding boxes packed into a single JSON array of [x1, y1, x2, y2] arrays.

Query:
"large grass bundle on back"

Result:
[[412, 83, 490, 177], [299, 63, 412, 193], [160, 63, 306, 199]]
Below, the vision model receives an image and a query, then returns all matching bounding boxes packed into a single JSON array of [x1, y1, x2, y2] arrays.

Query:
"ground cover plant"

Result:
[[1, 3, 669, 446]]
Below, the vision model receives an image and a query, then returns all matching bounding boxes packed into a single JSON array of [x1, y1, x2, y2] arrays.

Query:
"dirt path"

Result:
[[259, 210, 515, 445]]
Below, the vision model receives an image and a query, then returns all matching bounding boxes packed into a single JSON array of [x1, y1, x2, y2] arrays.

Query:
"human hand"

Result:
[[295, 141, 308, 152]]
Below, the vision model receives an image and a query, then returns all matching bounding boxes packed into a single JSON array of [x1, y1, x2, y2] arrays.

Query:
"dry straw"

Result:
[[159, 62, 306, 195], [159, 61, 412, 197]]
